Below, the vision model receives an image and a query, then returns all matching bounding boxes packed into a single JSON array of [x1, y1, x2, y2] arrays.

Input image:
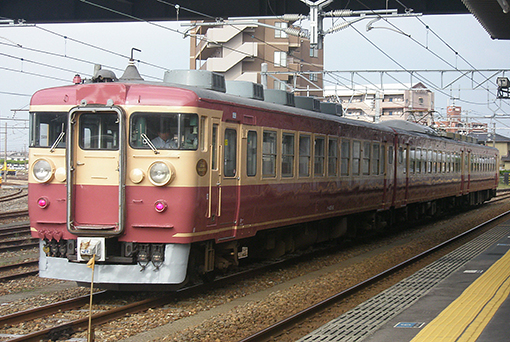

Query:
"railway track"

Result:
[[0, 260, 38, 281], [238, 209, 510, 342], [0, 197, 508, 341], [0, 188, 25, 202], [0, 210, 29, 220], [1, 207, 507, 342]]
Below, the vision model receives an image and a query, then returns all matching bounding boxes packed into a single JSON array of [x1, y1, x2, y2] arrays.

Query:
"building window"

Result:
[[310, 47, 318, 58], [263, 130, 277, 177], [274, 51, 287, 67], [275, 22, 288, 38], [309, 73, 318, 82], [282, 133, 295, 177]]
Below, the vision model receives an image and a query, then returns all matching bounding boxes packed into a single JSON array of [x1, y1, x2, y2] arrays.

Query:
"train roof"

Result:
[[30, 65, 495, 151]]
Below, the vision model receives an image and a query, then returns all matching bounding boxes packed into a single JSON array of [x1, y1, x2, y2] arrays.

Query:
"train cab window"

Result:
[[314, 136, 325, 177], [372, 143, 380, 175], [362, 142, 371, 175], [129, 113, 198, 150], [299, 135, 311, 177], [247, 131, 257, 177], [341, 140, 350, 176], [224, 128, 237, 177], [328, 138, 338, 177], [30, 112, 67, 148], [263, 130, 277, 177], [79, 113, 119, 150], [352, 141, 361, 176], [282, 133, 295, 178]]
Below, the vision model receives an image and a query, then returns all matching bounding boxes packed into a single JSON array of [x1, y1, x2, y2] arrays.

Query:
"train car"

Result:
[[28, 62, 499, 290]]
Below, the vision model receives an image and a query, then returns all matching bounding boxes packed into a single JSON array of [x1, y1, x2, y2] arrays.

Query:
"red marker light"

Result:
[[73, 74, 82, 84], [38, 197, 49, 208], [154, 200, 167, 213]]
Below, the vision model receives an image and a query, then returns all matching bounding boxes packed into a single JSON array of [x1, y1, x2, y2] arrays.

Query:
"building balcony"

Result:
[[205, 42, 258, 73]]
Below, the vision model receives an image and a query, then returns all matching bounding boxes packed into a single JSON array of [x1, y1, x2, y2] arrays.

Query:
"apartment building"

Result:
[[324, 82, 434, 123], [189, 19, 324, 96]]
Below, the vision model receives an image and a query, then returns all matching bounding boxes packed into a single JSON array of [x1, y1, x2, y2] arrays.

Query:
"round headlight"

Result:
[[148, 162, 174, 186], [33, 159, 53, 183]]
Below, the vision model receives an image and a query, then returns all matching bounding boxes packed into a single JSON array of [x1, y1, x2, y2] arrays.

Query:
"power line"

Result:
[[0, 65, 70, 83], [0, 91, 32, 97], [34, 25, 169, 73]]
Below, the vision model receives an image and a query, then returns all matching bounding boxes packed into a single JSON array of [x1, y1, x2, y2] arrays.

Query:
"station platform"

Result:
[[298, 219, 510, 342]]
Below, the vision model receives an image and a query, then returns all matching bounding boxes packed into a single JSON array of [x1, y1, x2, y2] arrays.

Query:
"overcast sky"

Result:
[[1, 11, 510, 151]]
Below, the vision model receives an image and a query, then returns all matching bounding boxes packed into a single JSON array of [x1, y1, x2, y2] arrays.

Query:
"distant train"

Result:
[[28, 62, 498, 290]]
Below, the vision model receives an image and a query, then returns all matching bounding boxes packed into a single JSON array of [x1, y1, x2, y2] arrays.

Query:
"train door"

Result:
[[382, 141, 394, 209], [392, 141, 408, 207], [207, 119, 220, 226], [66, 107, 126, 235], [206, 119, 240, 239], [463, 150, 471, 194], [218, 123, 240, 238]]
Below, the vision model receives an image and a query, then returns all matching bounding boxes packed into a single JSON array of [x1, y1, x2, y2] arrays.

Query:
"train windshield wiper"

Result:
[[50, 131, 65, 153], [141, 133, 160, 154]]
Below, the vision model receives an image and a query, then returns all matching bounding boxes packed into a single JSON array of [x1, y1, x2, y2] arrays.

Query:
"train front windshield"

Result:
[[29, 112, 67, 148], [130, 113, 199, 150]]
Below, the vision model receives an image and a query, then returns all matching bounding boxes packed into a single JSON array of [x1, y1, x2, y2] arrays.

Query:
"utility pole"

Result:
[[2, 122, 6, 182]]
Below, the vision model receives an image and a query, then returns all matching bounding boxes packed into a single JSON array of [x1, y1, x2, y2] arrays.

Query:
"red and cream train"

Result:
[[28, 62, 499, 289]]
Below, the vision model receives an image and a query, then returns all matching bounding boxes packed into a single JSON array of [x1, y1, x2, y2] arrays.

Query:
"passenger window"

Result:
[[372, 143, 380, 175], [380, 145, 386, 175], [247, 131, 257, 177], [353, 141, 361, 176], [282, 133, 295, 178], [410, 148, 416, 173], [328, 138, 338, 177], [263, 130, 277, 177], [362, 141, 371, 175], [341, 140, 350, 176], [314, 136, 325, 177], [299, 135, 311, 177]]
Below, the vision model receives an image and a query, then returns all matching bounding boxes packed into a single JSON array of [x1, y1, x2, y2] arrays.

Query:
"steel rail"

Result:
[[0, 291, 109, 327], [238, 209, 510, 342], [0, 188, 23, 202], [0, 210, 29, 219]]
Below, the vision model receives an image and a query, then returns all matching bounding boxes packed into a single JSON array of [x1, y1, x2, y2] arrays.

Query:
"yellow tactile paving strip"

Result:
[[411, 248, 510, 342]]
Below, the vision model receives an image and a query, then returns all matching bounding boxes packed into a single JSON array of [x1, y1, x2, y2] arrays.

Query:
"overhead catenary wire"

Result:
[[352, 0, 506, 110], [79, 0, 304, 72]]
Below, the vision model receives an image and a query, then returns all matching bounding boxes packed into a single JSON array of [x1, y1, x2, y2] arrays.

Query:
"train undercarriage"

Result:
[[187, 189, 496, 283], [40, 189, 495, 290]]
